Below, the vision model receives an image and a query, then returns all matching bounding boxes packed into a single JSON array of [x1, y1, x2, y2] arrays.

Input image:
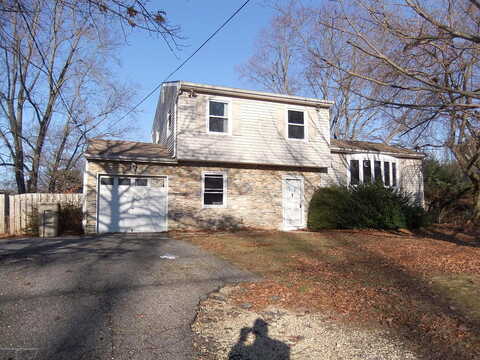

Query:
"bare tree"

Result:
[[301, 0, 480, 221], [238, 8, 302, 96], [1, 0, 179, 46], [239, 1, 395, 141], [0, 0, 140, 193]]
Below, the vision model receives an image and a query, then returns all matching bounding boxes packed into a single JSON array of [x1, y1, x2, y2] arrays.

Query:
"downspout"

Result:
[[173, 83, 181, 159], [82, 160, 89, 232]]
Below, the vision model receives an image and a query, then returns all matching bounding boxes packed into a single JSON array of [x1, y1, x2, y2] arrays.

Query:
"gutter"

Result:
[[85, 154, 178, 164], [178, 81, 333, 108], [330, 146, 426, 159], [178, 158, 329, 171]]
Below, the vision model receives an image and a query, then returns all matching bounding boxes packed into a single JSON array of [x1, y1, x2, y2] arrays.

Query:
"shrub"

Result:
[[308, 183, 429, 231], [25, 208, 40, 236], [58, 204, 84, 235], [423, 158, 472, 223]]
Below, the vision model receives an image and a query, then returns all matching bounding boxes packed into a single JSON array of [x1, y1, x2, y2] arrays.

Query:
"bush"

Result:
[[58, 204, 84, 235], [308, 183, 429, 231], [25, 208, 40, 236], [423, 158, 472, 223]]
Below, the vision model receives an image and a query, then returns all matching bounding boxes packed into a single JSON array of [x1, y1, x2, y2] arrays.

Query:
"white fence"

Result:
[[0, 193, 83, 235]]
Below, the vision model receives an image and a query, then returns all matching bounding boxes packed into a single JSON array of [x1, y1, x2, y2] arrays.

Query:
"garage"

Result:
[[97, 175, 168, 233]]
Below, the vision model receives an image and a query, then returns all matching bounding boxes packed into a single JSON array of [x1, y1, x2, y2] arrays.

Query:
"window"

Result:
[[287, 110, 305, 140], [208, 101, 228, 133], [392, 163, 397, 187], [384, 162, 391, 186], [118, 178, 131, 186], [203, 173, 226, 207], [350, 160, 360, 185], [374, 161, 382, 184], [100, 177, 114, 185], [349, 156, 398, 187], [363, 160, 372, 183]]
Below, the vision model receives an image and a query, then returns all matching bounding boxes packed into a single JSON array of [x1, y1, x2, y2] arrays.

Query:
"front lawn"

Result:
[[176, 229, 480, 360]]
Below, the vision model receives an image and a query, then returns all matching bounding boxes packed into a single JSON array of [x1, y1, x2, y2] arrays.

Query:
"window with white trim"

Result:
[[392, 163, 397, 187], [208, 101, 229, 133], [374, 161, 382, 183], [203, 173, 226, 207], [287, 110, 305, 139], [363, 160, 372, 183], [350, 160, 360, 185], [384, 162, 391, 186], [348, 155, 398, 187]]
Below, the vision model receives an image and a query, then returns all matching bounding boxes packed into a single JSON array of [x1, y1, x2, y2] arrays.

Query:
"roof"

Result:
[[163, 81, 333, 108], [330, 139, 425, 158], [85, 139, 176, 163]]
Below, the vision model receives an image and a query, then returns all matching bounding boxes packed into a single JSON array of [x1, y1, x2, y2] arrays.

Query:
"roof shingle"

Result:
[[85, 139, 173, 162], [330, 139, 424, 157]]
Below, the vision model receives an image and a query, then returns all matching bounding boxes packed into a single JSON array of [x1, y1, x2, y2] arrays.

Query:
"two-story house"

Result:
[[83, 81, 424, 233]]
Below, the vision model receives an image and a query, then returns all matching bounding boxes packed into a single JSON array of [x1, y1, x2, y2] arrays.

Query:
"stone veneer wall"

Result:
[[84, 160, 326, 233]]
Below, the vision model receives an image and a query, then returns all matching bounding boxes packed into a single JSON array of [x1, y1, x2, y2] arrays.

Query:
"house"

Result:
[[83, 81, 424, 233]]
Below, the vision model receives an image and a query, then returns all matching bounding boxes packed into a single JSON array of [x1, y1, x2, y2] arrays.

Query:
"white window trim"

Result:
[[285, 107, 308, 142], [202, 171, 227, 208], [206, 97, 232, 135], [282, 174, 305, 230], [346, 154, 399, 187]]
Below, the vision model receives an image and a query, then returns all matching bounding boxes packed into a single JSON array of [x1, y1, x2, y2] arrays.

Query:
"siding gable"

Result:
[[176, 92, 331, 167]]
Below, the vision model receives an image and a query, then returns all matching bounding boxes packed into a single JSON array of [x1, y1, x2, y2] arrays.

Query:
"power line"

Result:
[[116, 0, 252, 123]]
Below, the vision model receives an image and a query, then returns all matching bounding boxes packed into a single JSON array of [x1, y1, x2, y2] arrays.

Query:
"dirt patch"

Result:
[[193, 285, 419, 360]]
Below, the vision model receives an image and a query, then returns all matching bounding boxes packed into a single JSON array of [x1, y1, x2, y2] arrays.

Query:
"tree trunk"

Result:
[[14, 156, 26, 193]]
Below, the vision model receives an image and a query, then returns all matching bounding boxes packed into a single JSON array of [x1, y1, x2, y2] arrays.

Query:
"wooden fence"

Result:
[[0, 193, 83, 235]]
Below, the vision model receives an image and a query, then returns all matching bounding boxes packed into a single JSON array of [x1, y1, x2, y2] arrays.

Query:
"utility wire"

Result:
[[116, 0, 251, 123]]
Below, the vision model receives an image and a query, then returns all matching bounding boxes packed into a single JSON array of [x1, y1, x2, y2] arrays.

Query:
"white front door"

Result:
[[283, 177, 304, 230], [98, 176, 167, 233]]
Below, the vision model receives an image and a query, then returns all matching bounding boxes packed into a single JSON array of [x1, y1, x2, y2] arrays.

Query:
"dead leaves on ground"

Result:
[[178, 229, 480, 359]]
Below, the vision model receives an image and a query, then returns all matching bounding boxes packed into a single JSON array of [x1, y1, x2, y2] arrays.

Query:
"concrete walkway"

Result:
[[0, 233, 256, 359]]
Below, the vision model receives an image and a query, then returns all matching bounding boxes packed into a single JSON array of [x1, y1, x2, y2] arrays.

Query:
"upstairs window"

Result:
[[287, 110, 305, 140], [203, 173, 226, 207], [208, 101, 229, 133]]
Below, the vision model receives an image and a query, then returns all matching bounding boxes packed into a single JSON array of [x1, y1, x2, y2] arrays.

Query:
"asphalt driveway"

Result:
[[0, 233, 256, 360]]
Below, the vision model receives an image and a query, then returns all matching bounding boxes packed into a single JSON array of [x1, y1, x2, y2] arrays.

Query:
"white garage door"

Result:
[[97, 175, 167, 233]]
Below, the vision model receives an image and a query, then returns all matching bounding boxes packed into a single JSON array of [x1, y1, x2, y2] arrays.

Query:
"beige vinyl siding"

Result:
[[399, 158, 424, 205], [329, 152, 349, 186], [152, 83, 178, 156], [176, 93, 331, 167]]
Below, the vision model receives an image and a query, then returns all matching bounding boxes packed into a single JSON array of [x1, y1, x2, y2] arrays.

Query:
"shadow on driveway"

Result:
[[0, 233, 256, 360]]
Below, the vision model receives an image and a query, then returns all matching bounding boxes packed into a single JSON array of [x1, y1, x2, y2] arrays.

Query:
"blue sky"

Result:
[[117, 0, 281, 142]]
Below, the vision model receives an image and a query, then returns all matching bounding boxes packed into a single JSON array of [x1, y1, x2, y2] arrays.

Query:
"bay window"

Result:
[[348, 155, 398, 187]]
